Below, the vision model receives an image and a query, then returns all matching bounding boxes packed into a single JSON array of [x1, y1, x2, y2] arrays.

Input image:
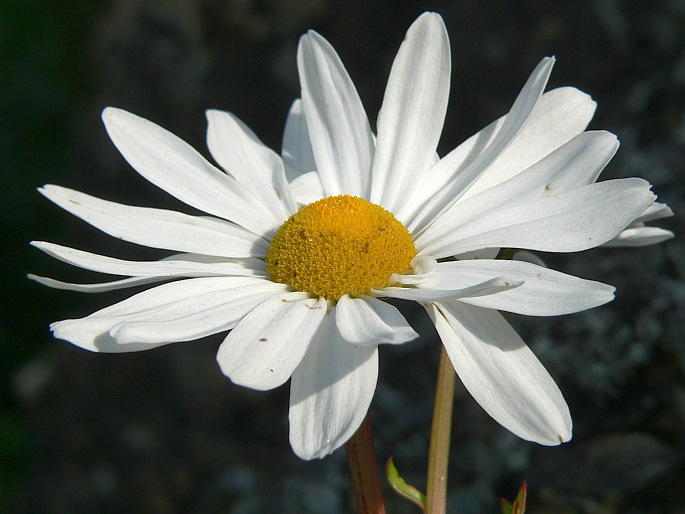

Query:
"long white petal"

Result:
[[289, 313, 378, 459], [422, 260, 614, 315], [102, 108, 281, 235], [603, 226, 675, 247], [30, 241, 267, 278], [633, 201, 673, 223], [282, 99, 317, 182], [110, 282, 284, 344], [216, 293, 327, 391], [206, 109, 297, 216], [335, 295, 418, 345], [53, 324, 172, 353], [88, 276, 272, 318], [28, 274, 166, 292], [51, 277, 285, 351], [417, 131, 620, 250], [603, 201, 674, 247], [376, 277, 520, 302], [419, 178, 656, 258], [402, 86, 594, 228], [405, 57, 556, 231], [426, 301, 572, 445], [370, 12, 450, 212], [39, 186, 269, 258], [400, 116, 503, 227], [461, 87, 598, 200], [298, 31, 374, 198]]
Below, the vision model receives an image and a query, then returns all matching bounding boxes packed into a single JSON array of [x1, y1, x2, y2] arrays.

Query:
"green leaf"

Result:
[[385, 456, 426, 511], [499, 481, 527, 514]]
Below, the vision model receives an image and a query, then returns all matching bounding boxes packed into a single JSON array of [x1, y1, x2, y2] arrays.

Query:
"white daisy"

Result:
[[30, 12, 668, 460]]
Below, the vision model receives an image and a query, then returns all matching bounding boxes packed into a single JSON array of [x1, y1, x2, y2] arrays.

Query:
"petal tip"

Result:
[[538, 55, 556, 73], [101, 106, 125, 124], [408, 12, 448, 42], [416, 11, 444, 23], [557, 426, 573, 444], [300, 29, 323, 47]]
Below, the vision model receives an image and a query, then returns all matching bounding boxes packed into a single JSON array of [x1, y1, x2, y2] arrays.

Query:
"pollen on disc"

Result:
[[266, 195, 416, 301]]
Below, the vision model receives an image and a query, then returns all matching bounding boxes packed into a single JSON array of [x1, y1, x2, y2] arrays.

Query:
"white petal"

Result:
[[633, 201, 673, 223], [289, 313, 378, 459], [400, 116, 503, 227], [370, 12, 450, 212], [417, 131, 620, 251], [603, 200, 674, 247], [298, 31, 374, 197], [404, 57, 556, 231], [216, 293, 327, 391], [461, 87, 598, 200], [426, 301, 572, 445], [102, 108, 281, 235], [28, 274, 165, 292], [604, 226, 675, 247], [419, 178, 656, 258], [206, 109, 297, 216], [52, 321, 172, 353], [501, 130, 618, 196], [51, 277, 285, 351], [376, 277, 521, 302], [90, 276, 274, 318], [388, 254, 437, 286], [335, 295, 418, 345], [289, 171, 325, 205], [30, 241, 267, 278], [110, 282, 284, 345], [282, 99, 317, 182], [423, 260, 614, 315], [39, 185, 269, 258]]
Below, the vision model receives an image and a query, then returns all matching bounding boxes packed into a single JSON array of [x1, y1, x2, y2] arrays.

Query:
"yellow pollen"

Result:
[[266, 195, 416, 301]]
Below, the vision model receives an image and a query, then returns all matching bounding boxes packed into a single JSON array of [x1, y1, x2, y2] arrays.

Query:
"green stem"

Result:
[[345, 413, 386, 514], [425, 345, 456, 514]]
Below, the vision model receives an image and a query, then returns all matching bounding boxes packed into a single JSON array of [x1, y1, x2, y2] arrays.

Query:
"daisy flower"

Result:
[[30, 12, 670, 460]]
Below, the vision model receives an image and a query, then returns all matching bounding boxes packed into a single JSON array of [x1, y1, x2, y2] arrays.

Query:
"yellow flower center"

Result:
[[266, 195, 416, 301]]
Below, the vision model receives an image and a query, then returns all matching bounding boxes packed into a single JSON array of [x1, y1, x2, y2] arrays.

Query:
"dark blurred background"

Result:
[[3, 0, 684, 512]]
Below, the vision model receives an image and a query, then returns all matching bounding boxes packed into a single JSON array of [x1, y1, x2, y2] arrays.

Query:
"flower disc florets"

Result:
[[266, 195, 416, 301]]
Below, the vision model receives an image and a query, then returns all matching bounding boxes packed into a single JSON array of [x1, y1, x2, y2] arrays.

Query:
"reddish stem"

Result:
[[345, 414, 386, 514]]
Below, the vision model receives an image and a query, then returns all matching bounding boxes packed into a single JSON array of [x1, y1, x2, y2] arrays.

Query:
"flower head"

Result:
[[31, 12, 672, 459]]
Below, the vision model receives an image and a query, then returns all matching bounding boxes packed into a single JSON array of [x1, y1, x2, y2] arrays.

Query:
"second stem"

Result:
[[425, 344, 456, 514]]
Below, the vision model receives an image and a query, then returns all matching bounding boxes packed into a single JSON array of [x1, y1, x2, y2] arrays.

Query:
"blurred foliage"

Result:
[[0, 0, 100, 509]]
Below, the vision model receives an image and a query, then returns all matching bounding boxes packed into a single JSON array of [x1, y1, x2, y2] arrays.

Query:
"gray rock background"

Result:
[[3, 0, 684, 512]]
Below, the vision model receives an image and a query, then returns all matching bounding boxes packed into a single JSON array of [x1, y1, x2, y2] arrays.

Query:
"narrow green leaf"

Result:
[[514, 481, 527, 513], [385, 456, 426, 511], [499, 481, 527, 514]]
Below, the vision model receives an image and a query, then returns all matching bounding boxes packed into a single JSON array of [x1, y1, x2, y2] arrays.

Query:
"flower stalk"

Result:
[[425, 345, 456, 514], [345, 414, 386, 514]]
